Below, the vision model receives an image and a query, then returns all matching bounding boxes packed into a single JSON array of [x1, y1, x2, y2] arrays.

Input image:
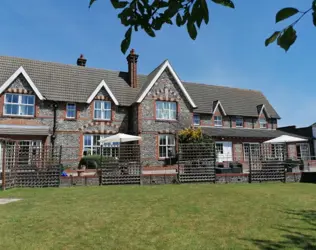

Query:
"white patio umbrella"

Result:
[[263, 135, 307, 144], [98, 133, 142, 143]]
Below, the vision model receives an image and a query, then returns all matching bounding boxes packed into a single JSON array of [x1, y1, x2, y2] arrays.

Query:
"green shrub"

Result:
[[78, 155, 116, 169]]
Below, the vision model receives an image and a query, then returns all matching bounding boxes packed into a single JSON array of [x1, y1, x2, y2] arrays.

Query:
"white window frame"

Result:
[[94, 100, 111, 120], [158, 134, 176, 159], [66, 103, 76, 119], [236, 117, 243, 128], [215, 142, 224, 155], [156, 101, 177, 121], [193, 114, 200, 126], [243, 142, 260, 162], [214, 116, 222, 127], [83, 134, 119, 157], [259, 118, 267, 129], [4, 93, 35, 117]]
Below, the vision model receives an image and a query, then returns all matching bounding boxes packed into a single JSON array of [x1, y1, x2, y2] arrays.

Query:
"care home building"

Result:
[[0, 50, 307, 169]]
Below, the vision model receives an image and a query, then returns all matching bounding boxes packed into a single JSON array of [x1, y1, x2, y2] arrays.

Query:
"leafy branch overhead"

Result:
[[89, 0, 316, 53]]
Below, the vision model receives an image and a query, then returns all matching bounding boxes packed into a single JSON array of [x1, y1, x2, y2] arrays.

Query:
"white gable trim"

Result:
[[86, 80, 119, 105], [258, 105, 270, 118], [212, 101, 227, 116], [136, 60, 197, 108], [0, 66, 44, 100]]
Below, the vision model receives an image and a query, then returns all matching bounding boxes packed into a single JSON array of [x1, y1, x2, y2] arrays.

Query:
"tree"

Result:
[[89, 0, 316, 53]]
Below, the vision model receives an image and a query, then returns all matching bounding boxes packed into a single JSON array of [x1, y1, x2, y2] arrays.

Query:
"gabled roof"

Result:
[[257, 104, 270, 118], [136, 60, 197, 108], [184, 82, 280, 119], [212, 100, 227, 116], [86, 80, 119, 105], [0, 56, 146, 106], [0, 66, 44, 100]]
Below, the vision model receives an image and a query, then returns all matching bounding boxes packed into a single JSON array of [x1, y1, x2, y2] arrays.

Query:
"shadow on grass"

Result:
[[246, 210, 316, 250]]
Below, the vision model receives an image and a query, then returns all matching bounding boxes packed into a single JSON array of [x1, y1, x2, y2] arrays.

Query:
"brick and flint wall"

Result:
[[139, 69, 193, 167]]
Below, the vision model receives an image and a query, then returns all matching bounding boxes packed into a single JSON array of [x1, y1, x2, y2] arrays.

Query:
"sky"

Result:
[[0, 0, 315, 127]]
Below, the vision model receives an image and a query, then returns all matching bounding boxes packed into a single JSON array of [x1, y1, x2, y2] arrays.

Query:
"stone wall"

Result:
[[139, 69, 193, 167]]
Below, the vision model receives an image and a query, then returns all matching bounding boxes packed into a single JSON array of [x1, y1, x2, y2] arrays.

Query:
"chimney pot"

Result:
[[126, 49, 139, 88], [77, 54, 87, 67]]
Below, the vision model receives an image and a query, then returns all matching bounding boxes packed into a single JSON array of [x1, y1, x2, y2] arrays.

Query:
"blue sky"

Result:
[[0, 0, 315, 127]]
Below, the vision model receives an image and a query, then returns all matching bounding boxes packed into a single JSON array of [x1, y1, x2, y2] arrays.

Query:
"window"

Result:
[[83, 135, 119, 157], [66, 103, 76, 119], [236, 117, 243, 128], [158, 134, 176, 158], [94, 101, 111, 120], [271, 144, 285, 161], [156, 101, 177, 120], [215, 143, 224, 155], [214, 116, 222, 127], [243, 143, 260, 161], [259, 118, 267, 129], [193, 114, 200, 126], [4, 94, 35, 116]]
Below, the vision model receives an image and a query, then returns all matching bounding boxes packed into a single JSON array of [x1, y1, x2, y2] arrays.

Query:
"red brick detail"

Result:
[[35, 97, 40, 117], [0, 119, 44, 126], [138, 103, 142, 133], [153, 100, 156, 120], [0, 94, 4, 116], [79, 133, 83, 158], [156, 134, 159, 160]]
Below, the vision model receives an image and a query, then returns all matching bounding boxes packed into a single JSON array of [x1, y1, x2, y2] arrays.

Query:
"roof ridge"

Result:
[[183, 81, 262, 93], [0, 55, 148, 77]]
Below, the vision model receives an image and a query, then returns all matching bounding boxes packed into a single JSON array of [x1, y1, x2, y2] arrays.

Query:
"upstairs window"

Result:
[[236, 117, 243, 128], [193, 114, 200, 126], [66, 103, 76, 119], [156, 101, 177, 120], [94, 101, 111, 120], [259, 118, 267, 129], [4, 93, 35, 116], [214, 116, 222, 127]]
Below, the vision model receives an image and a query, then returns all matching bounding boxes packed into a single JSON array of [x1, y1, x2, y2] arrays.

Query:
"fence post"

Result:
[[2, 143, 6, 190], [212, 143, 216, 183], [58, 146, 62, 165], [284, 144, 288, 183], [248, 149, 252, 184]]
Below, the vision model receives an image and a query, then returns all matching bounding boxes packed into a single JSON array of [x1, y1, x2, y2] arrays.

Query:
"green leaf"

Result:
[[275, 7, 299, 23], [277, 26, 297, 52], [313, 0, 316, 12], [265, 31, 281, 47], [144, 26, 156, 37], [111, 0, 129, 9], [212, 0, 235, 9], [176, 13, 182, 27], [313, 11, 316, 26], [121, 27, 132, 54], [187, 22, 197, 40], [201, 0, 209, 24], [89, 0, 97, 8]]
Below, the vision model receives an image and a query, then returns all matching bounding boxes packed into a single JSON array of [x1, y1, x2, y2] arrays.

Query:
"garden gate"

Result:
[[1, 142, 61, 189], [247, 143, 286, 183], [177, 143, 216, 183], [99, 144, 141, 185]]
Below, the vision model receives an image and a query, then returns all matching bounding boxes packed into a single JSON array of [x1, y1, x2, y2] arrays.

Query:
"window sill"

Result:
[[65, 118, 77, 121], [156, 119, 178, 123], [3, 115, 35, 118], [93, 119, 112, 122]]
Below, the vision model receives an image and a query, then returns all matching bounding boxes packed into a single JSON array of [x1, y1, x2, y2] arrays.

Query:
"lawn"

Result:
[[0, 184, 316, 250]]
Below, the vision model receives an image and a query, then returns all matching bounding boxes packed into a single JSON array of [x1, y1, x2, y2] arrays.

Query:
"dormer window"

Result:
[[214, 116, 222, 127], [236, 117, 243, 128], [4, 93, 35, 116], [259, 118, 267, 129]]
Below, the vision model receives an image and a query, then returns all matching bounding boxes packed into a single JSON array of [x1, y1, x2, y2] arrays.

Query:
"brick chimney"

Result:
[[126, 49, 139, 88], [77, 54, 87, 67]]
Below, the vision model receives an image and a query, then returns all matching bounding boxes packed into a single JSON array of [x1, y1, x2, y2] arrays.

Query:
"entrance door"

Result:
[[216, 141, 232, 162]]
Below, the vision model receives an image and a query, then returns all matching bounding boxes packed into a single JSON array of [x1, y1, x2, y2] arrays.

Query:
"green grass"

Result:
[[0, 183, 316, 250]]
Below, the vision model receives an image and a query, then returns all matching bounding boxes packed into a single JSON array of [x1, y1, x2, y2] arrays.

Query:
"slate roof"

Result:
[[183, 82, 280, 119], [0, 55, 280, 119], [0, 56, 147, 106], [202, 127, 307, 139]]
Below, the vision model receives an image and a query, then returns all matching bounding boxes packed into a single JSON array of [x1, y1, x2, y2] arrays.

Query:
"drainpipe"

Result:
[[51, 102, 58, 148]]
